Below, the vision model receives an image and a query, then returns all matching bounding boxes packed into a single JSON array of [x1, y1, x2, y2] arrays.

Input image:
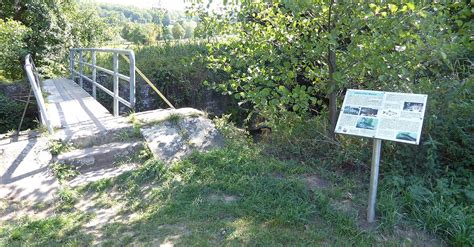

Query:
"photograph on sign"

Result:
[[335, 89, 427, 144]]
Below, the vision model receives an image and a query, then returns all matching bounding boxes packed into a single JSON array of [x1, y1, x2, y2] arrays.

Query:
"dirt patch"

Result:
[[302, 174, 330, 190], [332, 199, 358, 215], [392, 226, 445, 246], [149, 225, 190, 247]]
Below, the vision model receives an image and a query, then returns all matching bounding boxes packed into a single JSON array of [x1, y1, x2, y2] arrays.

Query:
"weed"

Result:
[[189, 112, 201, 118], [57, 187, 80, 209], [167, 113, 184, 125], [51, 163, 79, 183], [128, 112, 143, 137], [49, 140, 72, 155], [116, 129, 141, 142], [113, 144, 150, 167], [138, 145, 153, 160], [81, 178, 113, 194]]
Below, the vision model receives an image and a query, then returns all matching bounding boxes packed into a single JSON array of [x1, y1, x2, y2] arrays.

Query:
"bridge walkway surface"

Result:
[[43, 78, 114, 129]]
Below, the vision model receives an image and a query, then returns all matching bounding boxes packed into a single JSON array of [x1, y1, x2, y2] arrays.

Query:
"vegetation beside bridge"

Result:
[[0, 1, 472, 246]]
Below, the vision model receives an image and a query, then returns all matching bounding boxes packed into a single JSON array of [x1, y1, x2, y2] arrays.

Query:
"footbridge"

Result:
[[25, 48, 174, 133], [0, 48, 222, 202]]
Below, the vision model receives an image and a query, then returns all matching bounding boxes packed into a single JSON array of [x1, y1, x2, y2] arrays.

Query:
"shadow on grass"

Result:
[[81, 145, 376, 246], [0, 142, 378, 246]]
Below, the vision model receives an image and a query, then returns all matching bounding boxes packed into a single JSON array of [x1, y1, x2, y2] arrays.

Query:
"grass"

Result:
[[1, 116, 461, 246], [0, 130, 445, 246], [0, 214, 93, 246], [77, 146, 379, 246]]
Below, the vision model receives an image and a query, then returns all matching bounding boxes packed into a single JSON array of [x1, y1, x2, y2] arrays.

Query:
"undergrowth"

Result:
[[0, 91, 38, 134], [265, 106, 473, 246]]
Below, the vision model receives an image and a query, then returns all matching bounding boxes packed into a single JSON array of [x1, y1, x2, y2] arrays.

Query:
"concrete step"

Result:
[[52, 116, 137, 149], [55, 141, 143, 172], [51, 108, 205, 149]]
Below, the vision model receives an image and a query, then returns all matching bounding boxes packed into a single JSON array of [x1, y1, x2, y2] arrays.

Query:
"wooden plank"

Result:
[[43, 78, 113, 129]]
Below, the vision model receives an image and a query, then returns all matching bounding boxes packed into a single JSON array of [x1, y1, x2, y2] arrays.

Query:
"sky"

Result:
[[93, 0, 189, 10]]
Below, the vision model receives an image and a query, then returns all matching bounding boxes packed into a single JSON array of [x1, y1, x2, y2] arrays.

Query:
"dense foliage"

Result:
[[0, 0, 111, 79], [0, 19, 30, 80], [203, 1, 472, 121], [199, 1, 473, 245]]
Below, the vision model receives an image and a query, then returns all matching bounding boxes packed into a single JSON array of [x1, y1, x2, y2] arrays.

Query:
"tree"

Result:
[[172, 23, 185, 39], [130, 24, 149, 44], [151, 10, 163, 25], [202, 1, 445, 129], [162, 25, 173, 41], [0, 19, 30, 80], [0, 0, 111, 77], [162, 13, 171, 26], [152, 24, 164, 41], [183, 22, 195, 39]]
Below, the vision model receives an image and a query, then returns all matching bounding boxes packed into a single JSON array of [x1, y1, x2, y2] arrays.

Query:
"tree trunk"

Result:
[[328, 49, 337, 137], [327, 0, 338, 138], [13, 0, 24, 21]]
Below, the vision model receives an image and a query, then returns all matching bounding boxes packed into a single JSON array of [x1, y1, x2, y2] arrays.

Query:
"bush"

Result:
[[0, 19, 30, 81], [199, 2, 473, 244]]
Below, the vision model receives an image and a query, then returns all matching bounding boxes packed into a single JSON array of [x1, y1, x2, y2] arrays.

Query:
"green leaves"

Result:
[[0, 1, 112, 78], [0, 19, 30, 80]]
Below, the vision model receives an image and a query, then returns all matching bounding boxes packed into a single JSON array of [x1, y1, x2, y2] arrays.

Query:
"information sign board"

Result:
[[335, 89, 428, 145]]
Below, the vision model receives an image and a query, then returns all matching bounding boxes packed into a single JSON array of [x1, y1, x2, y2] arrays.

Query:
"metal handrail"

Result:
[[24, 54, 53, 134], [69, 48, 136, 117]]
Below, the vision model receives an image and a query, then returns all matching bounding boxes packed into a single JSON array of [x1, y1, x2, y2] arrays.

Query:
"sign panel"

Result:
[[335, 89, 427, 144]]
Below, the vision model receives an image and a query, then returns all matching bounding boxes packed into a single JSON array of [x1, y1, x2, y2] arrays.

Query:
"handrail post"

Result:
[[79, 50, 84, 88], [112, 52, 119, 117], [128, 51, 136, 110], [69, 49, 75, 81], [67, 48, 139, 116], [92, 51, 97, 99]]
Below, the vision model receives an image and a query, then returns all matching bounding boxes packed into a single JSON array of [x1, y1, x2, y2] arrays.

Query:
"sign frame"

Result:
[[335, 89, 428, 145], [335, 89, 428, 222]]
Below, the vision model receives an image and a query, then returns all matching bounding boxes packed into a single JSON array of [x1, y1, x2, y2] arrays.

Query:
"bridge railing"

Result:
[[24, 54, 54, 134], [69, 48, 136, 117]]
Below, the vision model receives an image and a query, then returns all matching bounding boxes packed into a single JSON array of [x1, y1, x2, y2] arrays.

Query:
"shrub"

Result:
[[0, 19, 30, 81]]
